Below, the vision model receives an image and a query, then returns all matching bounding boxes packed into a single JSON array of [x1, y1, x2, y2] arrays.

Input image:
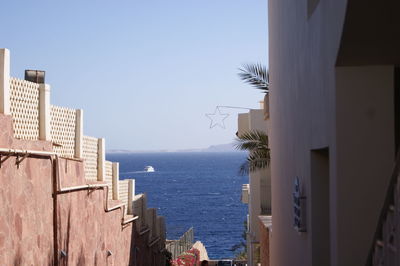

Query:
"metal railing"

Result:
[[367, 153, 400, 266], [166, 227, 194, 260]]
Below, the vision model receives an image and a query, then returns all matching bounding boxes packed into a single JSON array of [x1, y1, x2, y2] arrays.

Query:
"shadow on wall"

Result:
[[59, 207, 97, 266], [10, 189, 138, 266], [59, 207, 71, 266], [12, 248, 22, 266], [13, 248, 54, 266], [129, 222, 143, 266]]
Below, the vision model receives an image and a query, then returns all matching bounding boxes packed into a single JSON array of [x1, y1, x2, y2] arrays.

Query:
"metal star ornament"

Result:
[[205, 107, 230, 129]]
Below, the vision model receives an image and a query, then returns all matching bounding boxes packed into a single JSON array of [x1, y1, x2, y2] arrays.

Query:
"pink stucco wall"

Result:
[[0, 114, 163, 265], [57, 186, 134, 266], [0, 114, 54, 265]]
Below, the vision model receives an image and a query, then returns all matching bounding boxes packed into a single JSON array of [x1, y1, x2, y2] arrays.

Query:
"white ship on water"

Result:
[[144, 166, 155, 172]]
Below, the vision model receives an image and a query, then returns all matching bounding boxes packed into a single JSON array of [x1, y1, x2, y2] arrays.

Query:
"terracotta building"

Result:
[[0, 48, 166, 266]]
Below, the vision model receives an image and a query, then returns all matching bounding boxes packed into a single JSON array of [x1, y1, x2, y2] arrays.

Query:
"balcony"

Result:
[[241, 184, 250, 204]]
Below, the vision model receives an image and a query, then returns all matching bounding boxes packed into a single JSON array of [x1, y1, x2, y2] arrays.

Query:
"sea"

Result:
[[106, 152, 248, 260]]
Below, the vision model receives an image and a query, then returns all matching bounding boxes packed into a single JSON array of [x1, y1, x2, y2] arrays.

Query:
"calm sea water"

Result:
[[106, 152, 248, 259]]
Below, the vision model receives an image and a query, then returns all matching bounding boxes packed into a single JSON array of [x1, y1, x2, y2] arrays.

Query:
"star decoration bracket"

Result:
[[205, 105, 252, 129], [205, 106, 229, 129]]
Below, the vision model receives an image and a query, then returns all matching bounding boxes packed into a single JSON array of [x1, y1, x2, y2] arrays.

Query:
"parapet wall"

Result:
[[0, 48, 166, 265], [0, 125, 135, 265], [50, 105, 76, 158], [9, 77, 40, 140], [82, 135, 99, 181], [0, 48, 151, 216]]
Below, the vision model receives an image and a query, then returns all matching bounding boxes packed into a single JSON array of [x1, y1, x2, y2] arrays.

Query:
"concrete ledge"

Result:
[[122, 215, 139, 225], [140, 227, 150, 236], [148, 237, 161, 247]]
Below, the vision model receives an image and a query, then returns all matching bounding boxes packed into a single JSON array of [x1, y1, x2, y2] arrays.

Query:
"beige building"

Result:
[[268, 1, 400, 266], [238, 105, 271, 266]]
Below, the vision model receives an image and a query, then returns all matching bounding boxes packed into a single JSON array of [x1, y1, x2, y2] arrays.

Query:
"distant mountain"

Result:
[[106, 149, 135, 154], [106, 149, 171, 153], [201, 143, 238, 152], [107, 143, 242, 154]]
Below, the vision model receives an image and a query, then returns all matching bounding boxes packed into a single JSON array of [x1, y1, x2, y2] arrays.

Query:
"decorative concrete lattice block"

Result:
[[105, 160, 113, 200], [83, 136, 99, 181], [119, 179, 130, 213], [133, 194, 144, 231], [50, 105, 76, 158], [141, 193, 147, 224], [9, 77, 40, 140]]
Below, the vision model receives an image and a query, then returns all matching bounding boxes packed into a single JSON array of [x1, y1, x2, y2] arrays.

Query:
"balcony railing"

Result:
[[367, 153, 400, 266], [166, 227, 194, 260]]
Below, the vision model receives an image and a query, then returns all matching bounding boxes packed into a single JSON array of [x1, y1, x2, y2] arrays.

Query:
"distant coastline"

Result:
[[107, 143, 244, 154]]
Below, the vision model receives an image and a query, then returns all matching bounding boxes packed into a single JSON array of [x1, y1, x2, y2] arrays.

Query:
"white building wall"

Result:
[[268, 0, 347, 264], [268, 1, 396, 266], [334, 66, 394, 265]]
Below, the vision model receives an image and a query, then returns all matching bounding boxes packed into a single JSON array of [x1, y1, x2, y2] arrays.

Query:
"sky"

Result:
[[0, 0, 268, 151]]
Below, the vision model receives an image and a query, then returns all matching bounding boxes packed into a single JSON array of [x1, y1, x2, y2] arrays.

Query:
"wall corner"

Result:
[[0, 48, 10, 115], [39, 84, 51, 141]]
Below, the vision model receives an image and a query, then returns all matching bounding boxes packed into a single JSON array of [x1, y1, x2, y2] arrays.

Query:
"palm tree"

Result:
[[236, 63, 270, 174], [238, 63, 269, 94], [235, 130, 270, 175]]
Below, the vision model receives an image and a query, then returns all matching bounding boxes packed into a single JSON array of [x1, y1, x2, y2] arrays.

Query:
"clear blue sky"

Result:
[[1, 0, 268, 150]]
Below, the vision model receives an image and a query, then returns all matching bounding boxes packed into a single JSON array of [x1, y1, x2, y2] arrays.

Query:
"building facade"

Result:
[[238, 105, 271, 266], [268, 1, 400, 265]]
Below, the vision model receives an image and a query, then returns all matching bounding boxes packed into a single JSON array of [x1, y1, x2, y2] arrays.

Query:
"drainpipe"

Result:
[[0, 148, 58, 264], [0, 148, 137, 265], [52, 156, 59, 266]]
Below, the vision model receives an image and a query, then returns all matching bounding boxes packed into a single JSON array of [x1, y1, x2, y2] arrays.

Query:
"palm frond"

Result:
[[238, 63, 269, 93], [238, 150, 270, 175], [229, 241, 246, 252], [247, 149, 270, 172], [235, 130, 268, 152], [236, 130, 270, 175], [239, 161, 250, 175]]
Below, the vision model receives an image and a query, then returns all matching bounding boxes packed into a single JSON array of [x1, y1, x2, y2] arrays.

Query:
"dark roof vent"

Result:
[[24, 70, 45, 84]]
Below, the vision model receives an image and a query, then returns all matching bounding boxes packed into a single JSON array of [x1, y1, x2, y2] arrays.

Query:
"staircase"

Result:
[[368, 154, 400, 266]]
